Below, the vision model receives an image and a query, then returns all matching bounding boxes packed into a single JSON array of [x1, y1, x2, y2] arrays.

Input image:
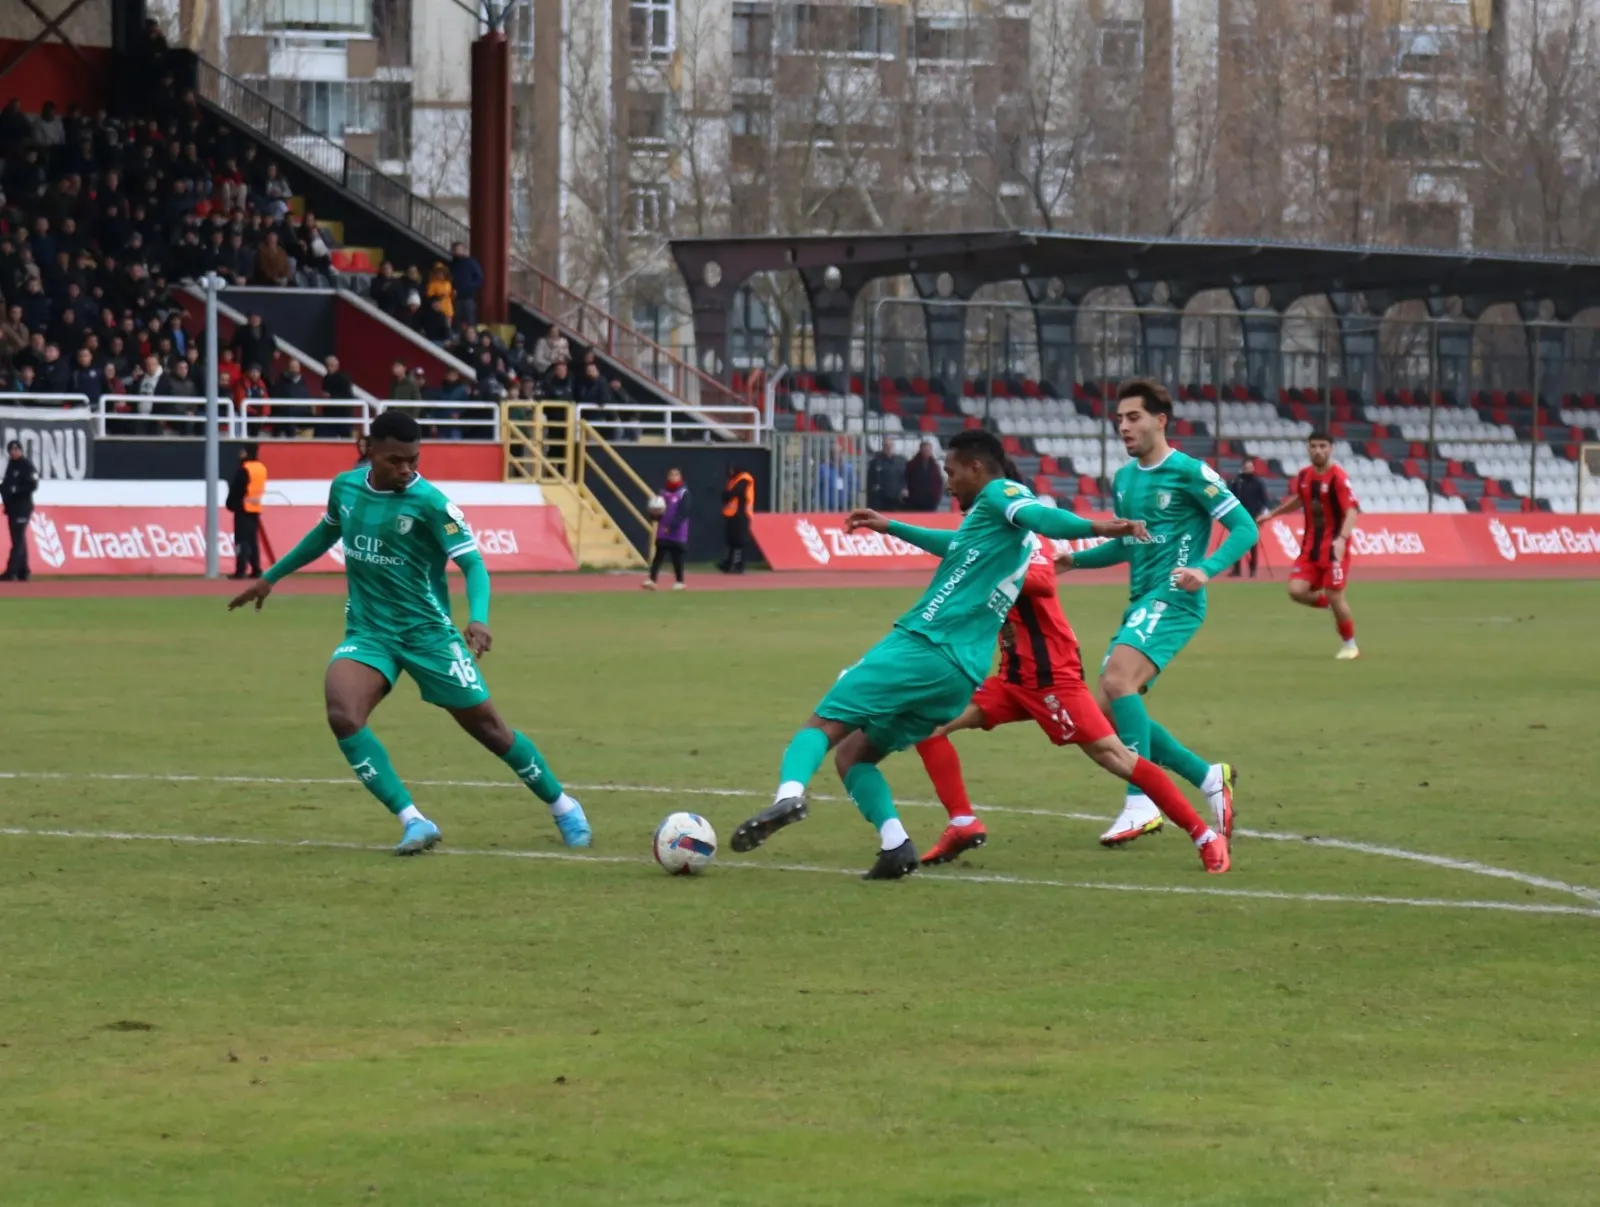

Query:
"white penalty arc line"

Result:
[[4, 769, 1598, 907], [1, 824, 1597, 920]]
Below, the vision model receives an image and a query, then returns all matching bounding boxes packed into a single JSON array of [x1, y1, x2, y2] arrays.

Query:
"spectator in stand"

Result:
[[905, 439, 945, 511], [449, 241, 483, 329], [867, 438, 907, 511], [531, 331, 566, 377], [18, 274, 51, 332], [132, 353, 167, 432], [102, 332, 132, 380], [368, 260, 403, 314], [322, 354, 354, 401], [12, 364, 40, 393], [70, 345, 102, 405], [643, 468, 689, 591], [31, 102, 66, 150], [165, 313, 188, 358], [426, 261, 454, 327], [505, 330, 530, 378], [433, 366, 469, 441], [273, 357, 312, 436], [36, 343, 69, 394], [398, 290, 425, 331], [402, 264, 425, 298], [232, 311, 275, 375], [420, 298, 452, 343], [255, 229, 291, 285], [389, 361, 422, 407], [258, 162, 292, 219], [541, 359, 574, 401], [0, 101, 33, 154], [2, 440, 40, 582], [817, 449, 857, 510], [296, 211, 334, 284], [573, 360, 611, 409], [0, 304, 27, 361], [214, 347, 240, 398], [213, 156, 247, 214], [164, 357, 200, 426], [233, 363, 271, 435]]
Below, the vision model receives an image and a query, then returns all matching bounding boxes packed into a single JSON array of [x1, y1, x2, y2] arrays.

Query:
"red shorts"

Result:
[[969, 677, 1114, 747], [1291, 555, 1348, 592]]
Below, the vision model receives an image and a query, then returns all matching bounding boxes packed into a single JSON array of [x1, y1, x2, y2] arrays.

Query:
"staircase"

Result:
[[503, 403, 657, 570], [191, 58, 753, 437]]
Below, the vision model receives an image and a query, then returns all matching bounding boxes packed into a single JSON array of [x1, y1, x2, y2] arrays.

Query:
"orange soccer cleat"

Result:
[[1198, 832, 1231, 875], [920, 818, 988, 865]]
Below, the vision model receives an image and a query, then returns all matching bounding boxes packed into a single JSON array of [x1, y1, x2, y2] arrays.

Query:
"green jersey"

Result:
[[893, 478, 1039, 684], [1107, 449, 1239, 614], [322, 469, 479, 635]]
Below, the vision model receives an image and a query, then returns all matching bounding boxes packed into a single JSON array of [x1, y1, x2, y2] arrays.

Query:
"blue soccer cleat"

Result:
[[553, 800, 592, 848], [395, 817, 442, 855]]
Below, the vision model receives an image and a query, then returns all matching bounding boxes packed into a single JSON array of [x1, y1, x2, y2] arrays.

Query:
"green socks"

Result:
[[843, 762, 897, 828], [502, 730, 564, 805], [337, 728, 413, 815], [1109, 694, 1153, 802], [776, 727, 831, 794], [1148, 720, 1210, 789]]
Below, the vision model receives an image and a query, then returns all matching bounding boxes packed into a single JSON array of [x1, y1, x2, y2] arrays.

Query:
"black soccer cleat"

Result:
[[730, 795, 808, 853], [863, 839, 920, 881]]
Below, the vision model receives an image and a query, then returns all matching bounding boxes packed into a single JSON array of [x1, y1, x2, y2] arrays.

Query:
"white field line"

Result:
[[1, 824, 1598, 920], [4, 770, 1598, 907]]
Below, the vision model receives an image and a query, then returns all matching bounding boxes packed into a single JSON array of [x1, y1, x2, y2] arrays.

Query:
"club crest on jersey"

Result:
[[396, 515, 415, 535], [1157, 491, 1173, 510]]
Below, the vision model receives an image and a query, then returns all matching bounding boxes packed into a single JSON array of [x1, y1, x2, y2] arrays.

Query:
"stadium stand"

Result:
[[763, 372, 1599, 514]]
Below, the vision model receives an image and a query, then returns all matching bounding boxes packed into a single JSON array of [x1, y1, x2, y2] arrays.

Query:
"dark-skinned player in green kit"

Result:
[[729, 428, 1227, 879], [227, 410, 591, 855], [1057, 378, 1258, 850]]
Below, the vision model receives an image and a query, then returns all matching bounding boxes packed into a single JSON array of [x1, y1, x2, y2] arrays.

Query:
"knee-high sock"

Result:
[[843, 762, 907, 849], [1110, 694, 1153, 803], [1128, 757, 1211, 841], [337, 728, 412, 815], [1148, 720, 1210, 789], [1336, 615, 1356, 642], [915, 735, 974, 820], [502, 730, 564, 805], [776, 727, 830, 795]]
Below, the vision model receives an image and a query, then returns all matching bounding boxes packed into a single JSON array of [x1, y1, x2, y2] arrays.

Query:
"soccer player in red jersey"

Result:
[[1260, 431, 1361, 660], [912, 518, 1229, 874]]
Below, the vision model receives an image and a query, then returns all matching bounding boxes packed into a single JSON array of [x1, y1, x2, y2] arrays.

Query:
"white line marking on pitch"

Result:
[[0, 824, 1596, 920], [5, 768, 1596, 906]]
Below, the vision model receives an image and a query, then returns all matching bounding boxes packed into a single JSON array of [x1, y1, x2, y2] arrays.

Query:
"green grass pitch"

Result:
[[3, 578, 1600, 1206]]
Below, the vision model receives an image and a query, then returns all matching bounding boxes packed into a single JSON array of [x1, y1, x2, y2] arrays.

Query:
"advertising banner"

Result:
[[1, 405, 93, 480], [23, 504, 576, 576], [752, 511, 1600, 577]]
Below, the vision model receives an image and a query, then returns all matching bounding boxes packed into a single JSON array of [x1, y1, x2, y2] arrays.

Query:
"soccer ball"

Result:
[[653, 812, 717, 875], [647, 495, 667, 517]]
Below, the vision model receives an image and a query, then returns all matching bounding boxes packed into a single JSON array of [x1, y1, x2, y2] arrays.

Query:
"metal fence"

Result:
[[771, 427, 1600, 515], [857, 299, 1600, 415]]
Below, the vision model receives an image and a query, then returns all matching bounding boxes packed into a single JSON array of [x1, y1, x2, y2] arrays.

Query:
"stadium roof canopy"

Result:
[[669, 230, 1600, 378]]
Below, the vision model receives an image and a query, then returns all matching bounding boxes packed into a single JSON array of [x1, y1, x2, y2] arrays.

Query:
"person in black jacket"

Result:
[[2, 441, 40, 581], [1227, 459, 1270, 577]]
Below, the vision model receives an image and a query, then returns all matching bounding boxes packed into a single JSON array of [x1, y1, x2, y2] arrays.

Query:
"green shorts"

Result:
[[331, 626, 490, 710], [1101, 594, 1204, 684], [815, 629, 975, 755]]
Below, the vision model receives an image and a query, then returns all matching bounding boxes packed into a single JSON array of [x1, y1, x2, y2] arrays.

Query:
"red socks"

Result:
[[1312, 593, 1330, 608], [1337, 616, 1356, 642], [915, 736, 974, 820], [1129, 757, 1210, 841]]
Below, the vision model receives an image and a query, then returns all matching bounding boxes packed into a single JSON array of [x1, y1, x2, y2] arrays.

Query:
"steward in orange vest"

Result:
[[227, 443, 268, 579], [719, 465, 755, 575]]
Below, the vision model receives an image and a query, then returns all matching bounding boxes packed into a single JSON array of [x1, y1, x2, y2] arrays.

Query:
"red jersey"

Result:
[[998, 551, 1084, 689], [1292, 463, 1358, 564]]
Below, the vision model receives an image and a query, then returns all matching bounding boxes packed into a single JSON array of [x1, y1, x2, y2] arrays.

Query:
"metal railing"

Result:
[[573, 402, 763, 445], [0, 393, 500, 441], [195, 57, 752, 431]]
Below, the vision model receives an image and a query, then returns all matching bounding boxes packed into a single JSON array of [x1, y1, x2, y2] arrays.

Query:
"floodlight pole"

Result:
[[201, 272, 225, 579]]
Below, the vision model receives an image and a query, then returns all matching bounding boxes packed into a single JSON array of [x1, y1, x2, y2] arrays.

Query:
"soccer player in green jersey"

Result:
[[227, 410, 591, 855], [729, 429, 1151, 879], [1057, 379, 1258, 850]]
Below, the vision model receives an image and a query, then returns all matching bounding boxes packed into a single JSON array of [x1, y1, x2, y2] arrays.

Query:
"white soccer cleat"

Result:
[[641, 579, 657, 591], [1099, 795, 1164, 847], [1335, 645, 1360, 660]]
